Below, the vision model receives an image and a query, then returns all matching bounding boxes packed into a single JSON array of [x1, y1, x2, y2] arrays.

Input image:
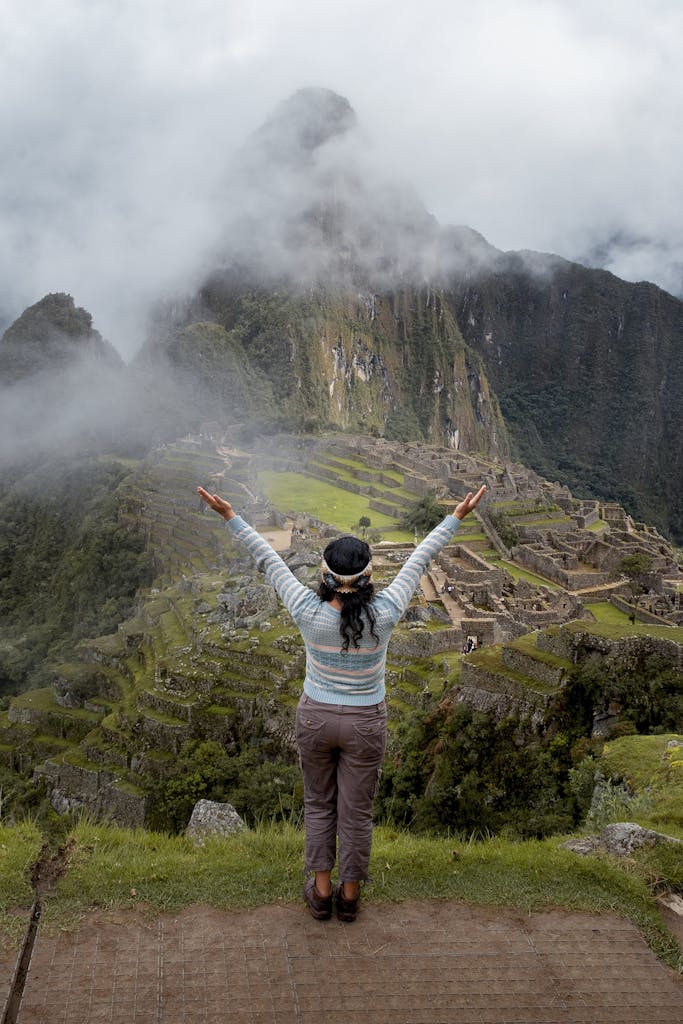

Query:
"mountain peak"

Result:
[[0, 293, 122, 383], [253, 87, 356, 153], [247, 88, 357, 167]]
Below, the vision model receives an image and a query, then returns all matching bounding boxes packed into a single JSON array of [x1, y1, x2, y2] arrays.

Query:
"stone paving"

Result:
[[2, 900, 682, 1023]]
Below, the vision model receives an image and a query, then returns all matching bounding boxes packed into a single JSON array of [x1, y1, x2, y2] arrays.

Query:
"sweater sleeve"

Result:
[[379, 515, 461, 622], [226, 516, 315, 622]]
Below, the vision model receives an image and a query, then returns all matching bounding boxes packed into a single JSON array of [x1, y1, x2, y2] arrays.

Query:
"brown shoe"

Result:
[[304, 878, 332, 920], [335, 885, 360, 923]]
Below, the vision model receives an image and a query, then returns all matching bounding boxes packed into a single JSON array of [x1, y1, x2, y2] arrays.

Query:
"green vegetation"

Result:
[[584, 601, 633, 625], [483, 262, 683, 544], [0, 818, 676, 970], [400, 491, 448, 534], [377, 644, 682, 842], [148, 740, 302, 833], [565, 616, 683, 643], [378, 700, 581, 839], [615, 552, 655, 621], [487, 557, 557, 587], [487, 508, 518, 548], [0, 456, 153, 693], [0, 821, 43, 910], [0, 821, 43, 948], [258, 469, 412, 538], [597, 734, 683, 836]]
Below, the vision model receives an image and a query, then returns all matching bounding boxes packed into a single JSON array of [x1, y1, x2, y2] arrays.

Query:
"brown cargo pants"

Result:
[[295, 692, 388, 883]]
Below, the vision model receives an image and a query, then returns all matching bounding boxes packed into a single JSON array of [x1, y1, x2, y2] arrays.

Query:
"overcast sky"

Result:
[[2, 0, 682, 357]]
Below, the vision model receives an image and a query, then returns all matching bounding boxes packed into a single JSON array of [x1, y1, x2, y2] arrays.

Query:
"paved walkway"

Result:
[[2, 900, 682, 1023]]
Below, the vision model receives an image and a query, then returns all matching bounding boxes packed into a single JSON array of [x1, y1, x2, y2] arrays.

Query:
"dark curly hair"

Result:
[[317, 535, 379, 653]]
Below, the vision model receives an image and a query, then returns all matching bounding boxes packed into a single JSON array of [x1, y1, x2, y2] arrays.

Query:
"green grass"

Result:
[[257, 470, 408, 538], [584, 601, 633, 625], [514, 515, 572, 528], [508, 633, 573, 670], [1, 811, 681, 969], [0, 821, 44, 950], [0, 822, 43, 910], [599, 734, 683, 835], [10, 687, 102, 723], [465, 646, 559, 696], [591, 734, 683, 919], [486, 558, 558, 588], [9, 821, 669, 970], [566, 617, 683, 643]]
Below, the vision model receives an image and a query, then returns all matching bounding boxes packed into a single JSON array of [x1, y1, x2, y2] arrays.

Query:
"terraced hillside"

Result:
[[0, 439, 478, 825], [2, 434, 682, 828]]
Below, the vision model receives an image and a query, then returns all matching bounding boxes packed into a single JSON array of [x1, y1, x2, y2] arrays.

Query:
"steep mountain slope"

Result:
[[141, 88, 511, 454], [175, 277, 510, 451], [445, 251, 683, 540], [0, 292, 121, 382], [148, 87, 681, 543]]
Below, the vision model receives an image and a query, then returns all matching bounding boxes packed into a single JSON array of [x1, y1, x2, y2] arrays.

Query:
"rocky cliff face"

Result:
[[445, 251, 683, 540], [173, 274, 510, 454]]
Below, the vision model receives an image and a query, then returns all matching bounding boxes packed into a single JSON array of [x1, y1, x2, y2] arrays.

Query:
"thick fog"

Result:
[[1, 0, 682, 359], [0, 344, 191, 471]]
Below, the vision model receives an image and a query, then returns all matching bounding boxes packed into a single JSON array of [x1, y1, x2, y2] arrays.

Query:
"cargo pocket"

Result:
[[351, 715, 387, 760], [295, 710, 327, 754]]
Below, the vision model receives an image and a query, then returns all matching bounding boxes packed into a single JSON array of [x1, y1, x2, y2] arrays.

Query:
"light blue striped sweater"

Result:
[[226, 514, 462, 706]]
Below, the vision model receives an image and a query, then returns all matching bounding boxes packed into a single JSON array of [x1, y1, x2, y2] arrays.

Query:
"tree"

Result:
[[357, 516, 371, 538], [615, 553, 653, 622], [400, 492, 448, 535]]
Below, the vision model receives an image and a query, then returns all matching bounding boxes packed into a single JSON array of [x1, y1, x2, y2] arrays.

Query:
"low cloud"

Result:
[[1, 0, 681, 359]]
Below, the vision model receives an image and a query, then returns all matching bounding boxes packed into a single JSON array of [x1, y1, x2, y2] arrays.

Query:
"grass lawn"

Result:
[[487, 557, 558, 589], [566, 616, 683, 643], [258, 470, 414, 540], [584, 601, 633, 625], [0, 821, 44, 950]]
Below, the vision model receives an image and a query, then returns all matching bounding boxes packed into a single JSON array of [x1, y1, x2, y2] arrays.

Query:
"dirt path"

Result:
[[2, 900, 681, 1023]]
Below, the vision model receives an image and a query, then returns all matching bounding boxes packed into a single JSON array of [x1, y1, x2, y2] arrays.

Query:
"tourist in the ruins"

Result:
[[197, 483, 486, 922]]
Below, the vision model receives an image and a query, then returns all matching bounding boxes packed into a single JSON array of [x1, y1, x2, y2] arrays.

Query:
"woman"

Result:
[[197, 483, 486, 921]]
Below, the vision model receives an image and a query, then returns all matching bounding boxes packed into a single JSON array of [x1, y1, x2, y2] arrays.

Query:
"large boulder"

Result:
[[562, 822, 682, 857], [185, 799, 247, 845]]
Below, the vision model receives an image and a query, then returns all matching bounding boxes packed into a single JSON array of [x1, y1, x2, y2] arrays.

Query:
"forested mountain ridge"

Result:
[[446, 252, 683, 541], [148, 278, 510, 453], [0, 292, 122, 383]]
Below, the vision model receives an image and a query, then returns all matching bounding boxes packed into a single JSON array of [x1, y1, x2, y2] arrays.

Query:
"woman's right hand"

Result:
[[454, 484, 487, 520], [197, 486, 236, 520]]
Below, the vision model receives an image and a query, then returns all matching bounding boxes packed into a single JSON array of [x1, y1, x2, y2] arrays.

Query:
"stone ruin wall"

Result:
[[512, 544, 611, 590]]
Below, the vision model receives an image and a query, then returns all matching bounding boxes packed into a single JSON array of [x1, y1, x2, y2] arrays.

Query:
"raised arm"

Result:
[[197, 486, 314, 622], [380, 484, 486, 621]]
